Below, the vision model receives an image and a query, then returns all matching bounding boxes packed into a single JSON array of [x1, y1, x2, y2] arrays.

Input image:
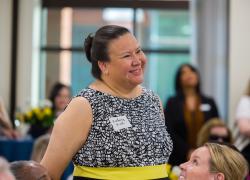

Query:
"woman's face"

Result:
[[179, 146, 215, 180], [208, 126, 230, 143], [104, 33, 147, 87], [54, 87, 70, 111], [180, 66, 198, 89]]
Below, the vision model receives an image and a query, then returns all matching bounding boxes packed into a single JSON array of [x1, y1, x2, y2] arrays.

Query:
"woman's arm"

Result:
[[40, 97, 93, 180]]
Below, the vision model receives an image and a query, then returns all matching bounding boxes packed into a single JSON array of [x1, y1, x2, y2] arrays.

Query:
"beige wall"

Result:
[[229, 0, 250, 127], [0, 0, 12, 110]]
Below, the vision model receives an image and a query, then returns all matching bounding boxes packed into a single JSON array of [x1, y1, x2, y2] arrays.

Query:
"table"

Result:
[[0, 137, 73, 180], [0, 138, 33, 161]]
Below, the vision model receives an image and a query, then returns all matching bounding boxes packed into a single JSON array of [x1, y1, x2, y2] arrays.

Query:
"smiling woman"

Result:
[[41, 25, 173, 180], [179, 143, 249, 180]]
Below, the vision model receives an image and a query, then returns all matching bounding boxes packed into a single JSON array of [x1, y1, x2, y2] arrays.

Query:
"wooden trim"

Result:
[[42, 0, 189, 10], [10, 0, 19, 124]]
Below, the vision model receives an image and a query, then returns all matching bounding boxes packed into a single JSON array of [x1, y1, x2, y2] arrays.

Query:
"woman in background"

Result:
[[235, 79, 250, 172], [31, 134, 50, 162], [48, 82, 71, 118], [28, 82, 71, 138], [164, 63, 219, 166], [196, 118, 233, 147]]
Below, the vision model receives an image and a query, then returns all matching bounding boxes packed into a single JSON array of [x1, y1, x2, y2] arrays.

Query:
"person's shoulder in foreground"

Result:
[[10, 160, 51, 180]]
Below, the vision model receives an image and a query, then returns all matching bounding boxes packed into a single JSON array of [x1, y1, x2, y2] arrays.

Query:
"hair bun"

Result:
[[84, 34, 94, 62]]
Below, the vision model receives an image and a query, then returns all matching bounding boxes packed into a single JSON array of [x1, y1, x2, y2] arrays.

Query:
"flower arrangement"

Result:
[[16, 106, 54, 128]]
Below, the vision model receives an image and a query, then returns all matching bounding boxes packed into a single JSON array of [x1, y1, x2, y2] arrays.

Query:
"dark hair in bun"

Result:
[[84, 34, 94, 63], [83, 25, 130, 80]]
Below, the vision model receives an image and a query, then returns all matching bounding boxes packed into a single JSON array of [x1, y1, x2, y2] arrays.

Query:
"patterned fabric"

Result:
[[72, 87, 172, 167]]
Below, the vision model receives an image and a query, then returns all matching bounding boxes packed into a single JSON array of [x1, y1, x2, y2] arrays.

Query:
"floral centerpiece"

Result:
[[16, 105, 54, 128]]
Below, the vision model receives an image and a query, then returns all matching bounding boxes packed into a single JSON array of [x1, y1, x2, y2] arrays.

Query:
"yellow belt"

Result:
[[73, 164, 168, 180]]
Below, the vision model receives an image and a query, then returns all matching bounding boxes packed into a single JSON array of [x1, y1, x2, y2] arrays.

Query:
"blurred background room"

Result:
[[0, 0, 250, 179]]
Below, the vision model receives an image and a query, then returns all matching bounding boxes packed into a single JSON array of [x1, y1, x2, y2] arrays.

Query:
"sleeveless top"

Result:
[[72, 87, 173, 167]]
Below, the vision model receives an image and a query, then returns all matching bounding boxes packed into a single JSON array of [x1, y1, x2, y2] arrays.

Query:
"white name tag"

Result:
[[109, 116, 131, 131], [200, 104, 211, 111]]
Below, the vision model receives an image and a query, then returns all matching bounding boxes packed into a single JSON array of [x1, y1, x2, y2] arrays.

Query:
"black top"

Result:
[[164, 95, 219, 166]]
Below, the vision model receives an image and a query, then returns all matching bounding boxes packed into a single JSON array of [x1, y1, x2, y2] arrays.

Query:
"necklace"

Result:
[[101, 80, 133, 99]]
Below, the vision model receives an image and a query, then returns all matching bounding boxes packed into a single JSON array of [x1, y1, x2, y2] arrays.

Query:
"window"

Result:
[[41, 0, 190, 105]]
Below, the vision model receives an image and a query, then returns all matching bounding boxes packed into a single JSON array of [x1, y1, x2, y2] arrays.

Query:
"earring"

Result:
[[104, 69, 108, 75]]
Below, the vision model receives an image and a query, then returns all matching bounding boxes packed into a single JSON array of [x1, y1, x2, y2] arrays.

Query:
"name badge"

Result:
[[109, 116, 131, 131], [200, 104, 211, 111]]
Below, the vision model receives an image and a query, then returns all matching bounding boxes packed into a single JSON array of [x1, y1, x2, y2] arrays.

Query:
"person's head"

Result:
[[84, 25, 147, 86], [197, 118, 233, 147], [179, 143, 249, 180], [10, 161, 51, 180], [49, 82, 71, 112], [31, 134, 50, 162], [0, 157, 15, 180], [175, 63, 201, 97]]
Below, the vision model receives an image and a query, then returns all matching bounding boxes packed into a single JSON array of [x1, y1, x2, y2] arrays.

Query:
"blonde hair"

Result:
[[197, 118, 233, 147], [205, 143, 249, 180], [31, 134, 50, 162]]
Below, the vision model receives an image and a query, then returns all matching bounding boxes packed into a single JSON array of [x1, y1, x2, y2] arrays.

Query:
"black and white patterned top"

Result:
[[72, 87, 173, 167]]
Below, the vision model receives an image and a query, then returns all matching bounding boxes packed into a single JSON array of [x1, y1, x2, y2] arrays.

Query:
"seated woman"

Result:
[[31, 134, 50, 162], [0, 97, 17, 139], [196, 118, 233, 147], [28, 82, 71, 138], [179, 142, 249, 180]]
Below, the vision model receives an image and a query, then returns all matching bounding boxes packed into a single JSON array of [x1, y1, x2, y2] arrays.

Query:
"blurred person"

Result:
[[235, 79, 250, 170], [31, 134, 50, 162], [0, 157, 15, 180], [31, 134, 74, 180], [10, 160, 50, 180], [179, 142, 249, 180], [49, 82, 71, 118], [196, 118, 233, 147], [28, 82, 71, 138], [164, 63, 219, 166], [41, 25, 173, 180], [0, 97, 18, 139]]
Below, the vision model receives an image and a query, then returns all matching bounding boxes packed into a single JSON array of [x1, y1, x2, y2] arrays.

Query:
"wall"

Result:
[[192, 0, 228, 120], [229, 0, 250, 127], [0, 0, 12, 110]]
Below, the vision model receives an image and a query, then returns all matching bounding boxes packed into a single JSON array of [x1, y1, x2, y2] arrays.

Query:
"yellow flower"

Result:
[[26, 110, 33, 120], [44, 107, 52, 116], [33, 108, 44, 120], [16, 103, 54, 127]]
